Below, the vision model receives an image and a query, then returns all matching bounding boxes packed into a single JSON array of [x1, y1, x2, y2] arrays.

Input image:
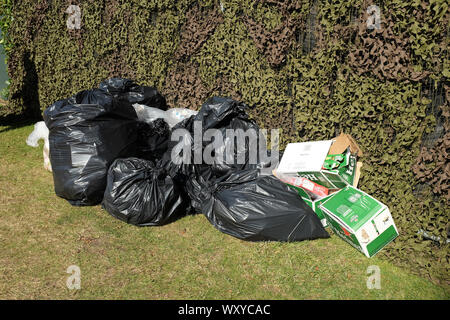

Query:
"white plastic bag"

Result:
[[26, 121, 48, 147], [164, 108, 198, 128], [133, 104, 167, 123], [26, 121, 52, 172], [133, 104, 198, 128]]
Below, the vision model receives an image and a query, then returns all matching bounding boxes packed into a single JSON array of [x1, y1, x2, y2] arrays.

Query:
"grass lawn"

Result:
[[0, 122, 448, 299]]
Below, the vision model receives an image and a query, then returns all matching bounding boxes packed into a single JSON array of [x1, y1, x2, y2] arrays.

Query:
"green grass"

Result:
[[0, 123, 448, 299]]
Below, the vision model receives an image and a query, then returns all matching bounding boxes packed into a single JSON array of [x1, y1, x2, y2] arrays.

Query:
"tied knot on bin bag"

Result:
[[142, 166, 167, 181]]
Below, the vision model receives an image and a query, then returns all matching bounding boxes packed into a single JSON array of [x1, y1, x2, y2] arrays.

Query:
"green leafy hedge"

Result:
[[4, 0, 449, 284]]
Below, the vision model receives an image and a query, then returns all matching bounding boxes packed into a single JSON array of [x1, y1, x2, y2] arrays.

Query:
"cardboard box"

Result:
[[319, 186, 398, 257], [285, 183, 336, 227], [299, 147, 358, 188], [274, 134, 366, 229], [276, 134, 363, 189], [275, 172, 332, 198]]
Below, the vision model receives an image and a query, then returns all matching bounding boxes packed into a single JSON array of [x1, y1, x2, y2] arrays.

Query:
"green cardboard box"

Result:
[[298, 148, 357, 189], [319, 186, 398, 258], [286, 184, 336, 228], [323, 153, 347, 170]]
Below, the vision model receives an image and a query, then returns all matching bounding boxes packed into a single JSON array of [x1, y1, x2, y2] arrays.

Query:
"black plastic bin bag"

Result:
[[161, 96, 270, 212], [102, 158, 189, 226], [136, 118, 171, 162], [192, 96, 264, 176], [43, 78, 167, 206], [99, 78, 167, 110], [202, 169, 330, 242]]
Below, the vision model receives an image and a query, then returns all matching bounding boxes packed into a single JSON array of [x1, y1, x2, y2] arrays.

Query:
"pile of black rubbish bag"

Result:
[[43, 78, 329, 242]]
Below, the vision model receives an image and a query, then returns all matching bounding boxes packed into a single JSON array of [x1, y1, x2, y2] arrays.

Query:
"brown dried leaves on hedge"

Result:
[[244, 16, 299, 68], [348, 13, 430, 81], [174, 5, 224, 61], [163, 61, 210, 109], [163, 61, 242, 109], [413, 98, 450, 202]]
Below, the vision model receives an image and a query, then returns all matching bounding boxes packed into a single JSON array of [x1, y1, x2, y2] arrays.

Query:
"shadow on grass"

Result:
[[0, 50, 42, 130], [0, 115, 38, 133], [102, 205, 202, 229]]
